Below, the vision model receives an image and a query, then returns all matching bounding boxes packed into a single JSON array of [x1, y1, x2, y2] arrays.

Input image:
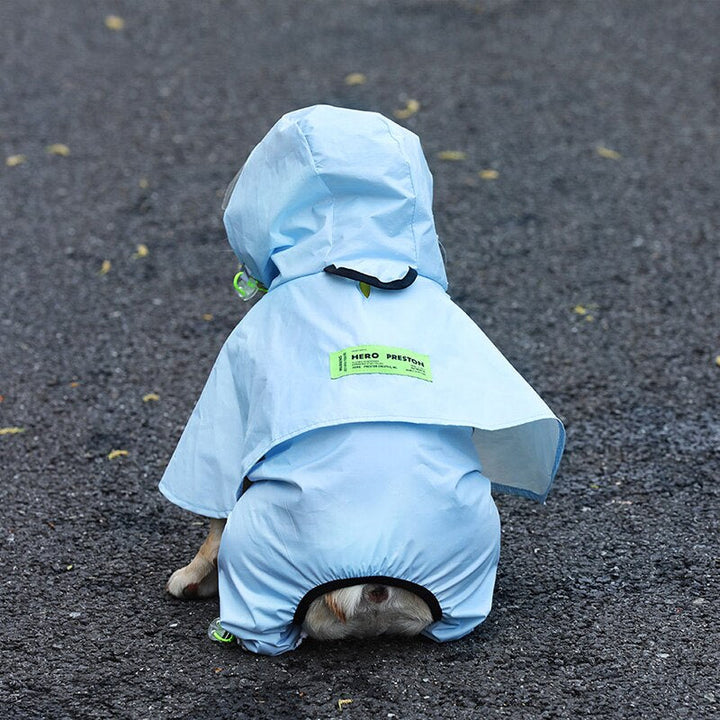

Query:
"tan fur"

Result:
[[166, 517, 226, 599], [324, 593, 347, 623]]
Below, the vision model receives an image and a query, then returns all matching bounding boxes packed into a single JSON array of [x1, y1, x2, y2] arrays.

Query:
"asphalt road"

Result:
[[1, 1, 718, 718]]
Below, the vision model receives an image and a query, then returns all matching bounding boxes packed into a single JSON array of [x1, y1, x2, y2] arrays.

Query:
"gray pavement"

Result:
[[1, 1, 718, 718]]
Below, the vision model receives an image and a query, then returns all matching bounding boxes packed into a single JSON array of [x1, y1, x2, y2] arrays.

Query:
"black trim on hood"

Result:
[[324, 265, 418, 290], [293, 576, 442, 625]]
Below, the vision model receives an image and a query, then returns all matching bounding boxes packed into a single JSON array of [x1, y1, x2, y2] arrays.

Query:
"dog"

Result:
[[160, 105, 564, 655]]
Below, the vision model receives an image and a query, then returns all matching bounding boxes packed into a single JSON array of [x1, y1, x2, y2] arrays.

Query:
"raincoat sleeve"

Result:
[[158, 330, 249, 518]]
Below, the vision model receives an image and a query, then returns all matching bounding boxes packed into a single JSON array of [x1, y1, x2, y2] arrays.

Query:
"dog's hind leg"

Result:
[[166, 517, 226, 599]]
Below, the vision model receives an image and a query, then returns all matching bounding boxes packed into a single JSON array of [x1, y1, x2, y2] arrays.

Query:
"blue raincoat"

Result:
[[160, 105, 565, 655]]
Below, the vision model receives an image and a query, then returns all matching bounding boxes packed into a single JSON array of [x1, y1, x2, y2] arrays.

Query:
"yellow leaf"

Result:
[[393, 99, 420, 120], [105, 15, 125, 31], [202, 313, 214, 321], [69, 381, 80, 388], [143, 393, 160, 402], [0, 427, 25, 435], [573, 305, 588, 315], [479, 169, 499, 180], [715, 355, 720, 367], [6, 154, 26, 167], [436, 150, 466, 161], [66, 564, 74, 571], [596, 145, 621, 160], [337, 699, 353, 710], [107, 449, 129, 460], [46, 143, 71, 157], [344, 73, 367, 86], [138, 177, 150, 189], [133, 243, 149, 259], [99, 260, 111, 275]]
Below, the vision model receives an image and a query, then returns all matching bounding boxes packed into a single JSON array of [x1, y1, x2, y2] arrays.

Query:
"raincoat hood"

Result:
[[222, 105, 447, 291]]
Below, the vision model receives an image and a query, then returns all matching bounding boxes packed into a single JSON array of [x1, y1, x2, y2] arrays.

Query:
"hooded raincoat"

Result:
[[159, 105, 565, 655]]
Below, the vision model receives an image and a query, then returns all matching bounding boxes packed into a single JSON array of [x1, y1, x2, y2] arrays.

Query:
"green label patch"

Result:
[[330, 345, 432, 382]]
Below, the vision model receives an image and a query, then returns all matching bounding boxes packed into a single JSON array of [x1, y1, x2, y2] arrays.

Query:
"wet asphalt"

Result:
[[1, 1, 718, 718]]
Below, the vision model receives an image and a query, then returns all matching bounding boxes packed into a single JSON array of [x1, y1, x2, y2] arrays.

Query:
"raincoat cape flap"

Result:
[[159, 271, 564, 516]]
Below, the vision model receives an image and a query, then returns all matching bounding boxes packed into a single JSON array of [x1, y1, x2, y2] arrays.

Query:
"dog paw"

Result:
[[166, 560, 218, 599]]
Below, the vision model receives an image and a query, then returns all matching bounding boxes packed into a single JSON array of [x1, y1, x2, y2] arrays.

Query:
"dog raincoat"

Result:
[[159, 105, 565, 655]]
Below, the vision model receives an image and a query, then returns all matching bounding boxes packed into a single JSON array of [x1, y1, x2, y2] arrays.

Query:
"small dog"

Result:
[[160, 105, 563, 655]]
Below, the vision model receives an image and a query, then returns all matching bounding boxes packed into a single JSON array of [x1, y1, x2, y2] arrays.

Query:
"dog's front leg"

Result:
[[166, 517, 226, 599]]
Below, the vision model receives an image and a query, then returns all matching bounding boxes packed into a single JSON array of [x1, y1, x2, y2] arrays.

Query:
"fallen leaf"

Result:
[[214, 667, 223, 674], [143, 393, 160, 402], [394, 99, 420, 120], [66, 564, 74, 571], [479, 169, 499, 180], [69, 381, 80, 388], [138, 177, 150, 189], [436, 150, 466, 161], [596, 145, 621, 160], [573, 305, 588, 315], [46, 143, 70, 157], [0, 427, 25, 435], [715, 355, 720, 367], [99, 260, 111, 275], [107, 449, 129, 460], [202, 313, 214, 321], [133, 243, 149, 259], [105, 15, 125, 31], [338, 699, 353, 710], [6, 154, 26, 167], [359, 281, 371, 298], [344, 72, 367, 86]]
